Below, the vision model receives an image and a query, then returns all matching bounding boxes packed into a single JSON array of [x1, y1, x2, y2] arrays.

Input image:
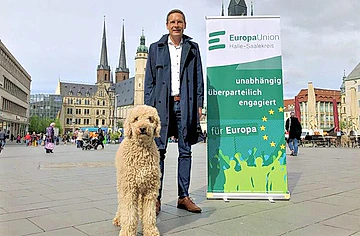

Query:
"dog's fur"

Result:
[[113, 105, 161, 236]]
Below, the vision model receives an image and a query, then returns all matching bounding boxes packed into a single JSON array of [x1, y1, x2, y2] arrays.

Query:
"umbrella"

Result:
[[332, 98, 339, 132], [307, 82, 317, 131], [350, 87, 358, 132], [295, 96, 301, 124]]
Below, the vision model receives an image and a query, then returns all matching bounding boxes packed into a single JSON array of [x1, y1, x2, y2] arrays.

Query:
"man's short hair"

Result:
[[166, 9, 186, 23]]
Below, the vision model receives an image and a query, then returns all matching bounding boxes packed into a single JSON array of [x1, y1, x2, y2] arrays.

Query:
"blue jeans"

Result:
[[158, 100, 192, 199], [288, 138, 299, 155]]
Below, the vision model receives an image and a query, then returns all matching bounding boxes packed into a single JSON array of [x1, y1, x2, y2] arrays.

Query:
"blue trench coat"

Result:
[[144, 34, 204, 149]]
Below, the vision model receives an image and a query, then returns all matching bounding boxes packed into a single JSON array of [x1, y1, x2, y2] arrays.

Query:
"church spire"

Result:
[[251, 1, 254, 16], [115, 19, 129, 82], [136, 28, 148, 54], [221, 0, 225, 16], [228, 0, 248, 16], [116, 19, 128, 73], [98, 16, 109, 70]]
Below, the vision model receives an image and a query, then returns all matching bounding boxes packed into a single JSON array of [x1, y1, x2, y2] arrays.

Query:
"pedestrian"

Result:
[[0, 129, 6, 149], [76, 129, 84, 148], [144, 9, 204, 215], [45, 122, 55, 153], [16, 134, 21, 144], [24, 132, 31, 146], [96, 128, 104, 150], [285, 111, 302, 156]]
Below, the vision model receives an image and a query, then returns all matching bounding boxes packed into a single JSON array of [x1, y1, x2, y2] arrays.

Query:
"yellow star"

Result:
[[278, 107, 284, 112], [270, 141, 276, 147], [280, 144, 286, 149], [263, 135, 268, 140], [262, 116, 268, 122], [269, 109, 275, 115], [260, 125, 266, 131]]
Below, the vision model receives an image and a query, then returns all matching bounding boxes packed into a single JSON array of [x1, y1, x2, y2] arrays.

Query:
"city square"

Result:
[[0, 143, 359, 235]]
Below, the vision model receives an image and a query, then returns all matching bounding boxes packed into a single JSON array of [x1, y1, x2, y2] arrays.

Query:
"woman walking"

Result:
[[45, 122, 55, 153]]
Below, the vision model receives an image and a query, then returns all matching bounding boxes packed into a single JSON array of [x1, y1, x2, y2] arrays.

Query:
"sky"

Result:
[[1, 0, 359, 98]]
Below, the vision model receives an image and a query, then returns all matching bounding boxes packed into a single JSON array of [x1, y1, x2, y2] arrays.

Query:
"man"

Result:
[[285, 111, 302, 156], [144, 9, 204, 215], [0, 129, 5, 152]]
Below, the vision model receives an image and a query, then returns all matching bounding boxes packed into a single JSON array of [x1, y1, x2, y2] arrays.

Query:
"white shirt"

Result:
[[168, 37, 183, 96]]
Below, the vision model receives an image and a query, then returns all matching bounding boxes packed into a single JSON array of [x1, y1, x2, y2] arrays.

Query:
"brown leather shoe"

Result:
[[156, 199, 161, 216], [177, 197, 202, 213]]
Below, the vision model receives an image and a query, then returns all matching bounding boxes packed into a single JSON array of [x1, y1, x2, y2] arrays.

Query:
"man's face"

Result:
[[166, 13, 186, 38]]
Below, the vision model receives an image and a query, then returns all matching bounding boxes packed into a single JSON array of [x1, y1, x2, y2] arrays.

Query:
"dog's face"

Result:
[[124, 105, 161, 140]]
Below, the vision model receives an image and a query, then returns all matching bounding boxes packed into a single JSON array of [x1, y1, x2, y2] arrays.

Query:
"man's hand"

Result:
[[199, 107, 204, 121]]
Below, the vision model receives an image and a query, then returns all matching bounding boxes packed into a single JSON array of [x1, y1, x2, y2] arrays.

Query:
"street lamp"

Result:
[[72, 100, 78, 134]]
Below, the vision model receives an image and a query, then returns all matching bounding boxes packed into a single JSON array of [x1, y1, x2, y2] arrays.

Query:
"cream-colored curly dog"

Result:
[[113, 105, 161, 236]]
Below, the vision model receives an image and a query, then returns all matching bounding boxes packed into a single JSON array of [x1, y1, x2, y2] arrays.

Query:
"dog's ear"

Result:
[[124, 117, 132, 138]]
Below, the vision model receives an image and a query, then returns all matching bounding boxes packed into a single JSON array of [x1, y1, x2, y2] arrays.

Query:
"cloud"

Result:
[[0, 0, 359, 98]]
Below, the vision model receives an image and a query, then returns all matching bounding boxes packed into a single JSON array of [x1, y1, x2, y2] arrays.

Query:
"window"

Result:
[[97, 100, 100, 106], [102, 119, 105, 125], [67, 108, 73, 114], [96, 110, 99, 115], [76, 109, 81, 115], [66, 118, 72, 124], [102, 110, 106, 115], [96, 119, 99, 126], [103, 101, 105, 106]]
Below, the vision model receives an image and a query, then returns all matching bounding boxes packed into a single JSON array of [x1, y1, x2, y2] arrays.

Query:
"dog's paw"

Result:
[[143, 227, 160, 236], [112, 216, 121, 227]]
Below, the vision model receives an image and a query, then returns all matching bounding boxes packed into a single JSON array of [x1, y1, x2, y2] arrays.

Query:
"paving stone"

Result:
[[312, 195, 360, 208], [74, 219, 119, 235], [0, 208, 7, 214], [28, 208, 113, 231], [164, 228, 221, 236], [0, 208, 53, 222], [321, 214, 360, 231], [252, 201, 354, 228], [29, 227, 88, 236], [282, 223, 356, 236], [0, 218, 43, 235], [1, 143, 360, 235], [200, 215, 298, 236]]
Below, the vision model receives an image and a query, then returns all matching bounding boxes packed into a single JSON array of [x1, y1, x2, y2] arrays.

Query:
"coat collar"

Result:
[[157, 34, 193, 46]]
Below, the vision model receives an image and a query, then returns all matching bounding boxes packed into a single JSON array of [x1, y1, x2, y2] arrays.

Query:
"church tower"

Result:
[[115, 20, 129, 83], [134, 29, 148, 106], [97, 17, 111, 84], [228, 0, 247, 16]]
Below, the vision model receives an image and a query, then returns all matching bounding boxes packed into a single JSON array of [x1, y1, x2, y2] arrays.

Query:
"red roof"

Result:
[[297, 88, 340, 103]]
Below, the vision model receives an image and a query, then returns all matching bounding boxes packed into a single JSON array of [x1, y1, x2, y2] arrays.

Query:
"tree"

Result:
[[29, 116, 52, 133], [54, 117, 63, 134]]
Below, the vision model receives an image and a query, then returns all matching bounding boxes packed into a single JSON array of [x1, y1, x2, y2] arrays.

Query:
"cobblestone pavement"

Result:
[[0, 143, 359, 235]]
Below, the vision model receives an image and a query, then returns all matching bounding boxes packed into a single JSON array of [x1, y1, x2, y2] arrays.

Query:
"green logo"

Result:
[[208, 31, 226, 51]]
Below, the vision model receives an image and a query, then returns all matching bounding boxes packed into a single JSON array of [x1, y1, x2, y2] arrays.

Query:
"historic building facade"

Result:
[[0, 40, 31, 136], [55, 19, 147, 133], [296, 87, 341, 131], [340, 63, 360, 133], [115, 30, 148, 128], [56, 20, 115, 133]]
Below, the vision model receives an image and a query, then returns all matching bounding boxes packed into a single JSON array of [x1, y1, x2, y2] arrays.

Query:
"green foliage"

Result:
[[54, 117, 63, 134], [110, 132, 119, 141], [117, 120, 123, 128], [29, 116, 52, 133], [340, 120, 347, 130]]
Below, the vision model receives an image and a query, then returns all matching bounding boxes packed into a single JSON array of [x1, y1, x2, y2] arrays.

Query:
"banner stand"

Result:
[[206, 16, 290, 201], [207, 192, 290, 200]]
